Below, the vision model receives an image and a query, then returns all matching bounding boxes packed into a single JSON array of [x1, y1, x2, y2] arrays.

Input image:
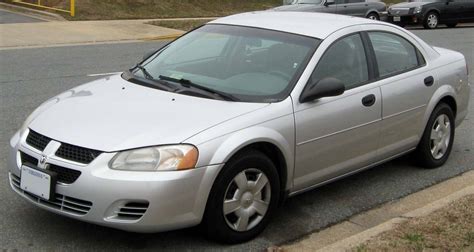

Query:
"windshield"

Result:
[[132, 24, 319, 102], [292, 0, 323, 4]]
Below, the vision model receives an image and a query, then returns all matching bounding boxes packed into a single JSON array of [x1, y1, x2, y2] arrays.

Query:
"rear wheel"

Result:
[[446, 23, 458, 28], [423, 12, 439, 29], [415, 103, 455, 168], [367, 12, 379, 20], [201, 150, 280, 243]]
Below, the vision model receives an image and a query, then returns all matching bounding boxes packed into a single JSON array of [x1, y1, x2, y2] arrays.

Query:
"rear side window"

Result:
[[310, 33, 369, 90], [368, 32, 425, 78]]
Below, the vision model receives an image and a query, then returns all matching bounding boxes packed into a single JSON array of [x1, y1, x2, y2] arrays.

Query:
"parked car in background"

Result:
[[273, 0, 387, 20], [388, 0, 474, 29], [8, 12, 470, 243]]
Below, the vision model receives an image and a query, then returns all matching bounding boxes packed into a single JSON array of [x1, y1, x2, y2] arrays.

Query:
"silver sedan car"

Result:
[[8, 12, 470, 243]]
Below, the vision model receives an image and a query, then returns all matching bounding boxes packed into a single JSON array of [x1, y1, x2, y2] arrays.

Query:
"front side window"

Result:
[[134, 25, 319, 102], [309, 33, 369, 90], [368, 32, 424, 78]]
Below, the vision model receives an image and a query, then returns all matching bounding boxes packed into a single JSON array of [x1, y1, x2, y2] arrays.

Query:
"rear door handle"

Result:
[[362, 94, 376, 107], [424, 76, 434, 86]]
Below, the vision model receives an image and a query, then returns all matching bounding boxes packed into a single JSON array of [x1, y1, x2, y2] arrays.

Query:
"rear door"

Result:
[[365, 31, 433, 160]]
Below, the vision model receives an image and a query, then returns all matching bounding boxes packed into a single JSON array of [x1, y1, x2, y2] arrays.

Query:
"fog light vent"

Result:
[[116, 202, 149, 221]]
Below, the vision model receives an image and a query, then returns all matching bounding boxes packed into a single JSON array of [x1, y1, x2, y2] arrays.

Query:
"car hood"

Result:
[[272, 4, 322, 11], [390, 2, 428, 8], [28, 75, 269, 152]]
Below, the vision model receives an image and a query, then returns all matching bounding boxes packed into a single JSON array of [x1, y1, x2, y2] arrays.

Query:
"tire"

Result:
[[201, 149, 280, 243], [423, 12, 439, 29], [415, 103, 455, 168], [366, 12, 379, 20], [446, 23, 458, 28]]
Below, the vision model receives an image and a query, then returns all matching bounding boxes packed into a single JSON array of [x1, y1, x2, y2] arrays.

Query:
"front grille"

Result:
[[55, 143, 102, 164], [10, 174, 92, 215], [20, 152, 38, 166], [116, 202, 149, 220], [48, 164, 81, 184], [25, 130, 102, 164], [388, 8, 411, 15], [26, 130, 51, 151], [20, 152, 81, 184]]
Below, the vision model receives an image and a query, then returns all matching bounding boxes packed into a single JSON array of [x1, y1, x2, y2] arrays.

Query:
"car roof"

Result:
[[210, 11, 380, 39]]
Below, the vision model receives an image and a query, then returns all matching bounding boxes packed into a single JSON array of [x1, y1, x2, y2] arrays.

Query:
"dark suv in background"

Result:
[[388, 0, 474, 29], [274, 0, 388, 20]]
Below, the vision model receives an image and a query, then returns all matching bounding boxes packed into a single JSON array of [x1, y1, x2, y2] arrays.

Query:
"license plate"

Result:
[[20, 166, 56, 201], [393, 16, 401, 22]]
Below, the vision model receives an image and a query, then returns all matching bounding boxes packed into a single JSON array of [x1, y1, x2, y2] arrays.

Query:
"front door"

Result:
[[339, 0, 367, 17], [293, 33, 382, 191]]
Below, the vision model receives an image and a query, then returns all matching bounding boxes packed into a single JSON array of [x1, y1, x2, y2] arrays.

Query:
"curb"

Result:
[[316, 185, 474, 251], [142, 33, 184, 41], [0, 2, 66, 21], [281, 170, 474, 251]]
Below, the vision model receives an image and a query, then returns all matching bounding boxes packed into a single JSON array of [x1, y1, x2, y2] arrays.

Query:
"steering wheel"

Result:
[[268, 70, 291, 81]]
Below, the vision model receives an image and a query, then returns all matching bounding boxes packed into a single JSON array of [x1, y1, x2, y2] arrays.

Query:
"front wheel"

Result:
[[366, 12, 379, 20], [423, 12, 439, 29], [201, 150, 280, 243], [415, 103, 455, 168]]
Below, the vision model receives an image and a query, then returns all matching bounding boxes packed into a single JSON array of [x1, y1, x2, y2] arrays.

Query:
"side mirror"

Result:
[[324, 0, 335, 6], [299, 77, 345, 103], [143, 49, 158, 61]]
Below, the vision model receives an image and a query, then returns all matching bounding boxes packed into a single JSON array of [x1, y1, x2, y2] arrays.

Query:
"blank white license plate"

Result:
[[20, 166, 54, 200], [393, 16, 401, 22]]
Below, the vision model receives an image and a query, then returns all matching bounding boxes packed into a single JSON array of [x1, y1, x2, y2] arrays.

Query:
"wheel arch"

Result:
[[202, 126, 294, 203], [420, 85, 457, 137], [365, 10, 379, 19], [424, 8, 440, 19]]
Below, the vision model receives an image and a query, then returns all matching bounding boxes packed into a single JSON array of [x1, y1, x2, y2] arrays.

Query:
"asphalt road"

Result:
[[0, 9, 43, 24], [0, 27, 473, 250]]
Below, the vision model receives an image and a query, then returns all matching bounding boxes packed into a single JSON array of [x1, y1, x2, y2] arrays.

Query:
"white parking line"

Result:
[[87, 72, 122, 77]]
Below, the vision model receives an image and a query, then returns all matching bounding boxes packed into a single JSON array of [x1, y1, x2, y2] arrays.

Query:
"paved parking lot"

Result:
[[0, 26, 473, 250]]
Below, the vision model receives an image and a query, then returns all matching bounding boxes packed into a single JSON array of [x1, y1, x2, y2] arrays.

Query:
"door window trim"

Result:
[[362, 30, 427, 82], [300, 32, 375, 100]]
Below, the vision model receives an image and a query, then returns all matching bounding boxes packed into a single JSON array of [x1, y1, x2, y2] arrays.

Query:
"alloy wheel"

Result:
[[430, 114, 451, 160], [223, 168, 271, 232], [427, 13, 438, 29], [368, 14, 378, 20]]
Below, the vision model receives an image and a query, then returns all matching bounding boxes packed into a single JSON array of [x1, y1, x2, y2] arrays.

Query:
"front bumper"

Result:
[[387, 13, 424, 25], [379, 11, 389, 22], [8, 130, 221, 233]]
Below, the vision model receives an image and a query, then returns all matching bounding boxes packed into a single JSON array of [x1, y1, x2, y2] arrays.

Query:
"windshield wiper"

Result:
[[134, 64, 154, 80], [129, 65, 177, 90], [158, 75, 239, 101]]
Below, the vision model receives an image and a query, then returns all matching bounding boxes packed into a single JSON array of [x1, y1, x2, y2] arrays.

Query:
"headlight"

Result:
[[414, 6, 422, 14], [109, 145, 199, 171]]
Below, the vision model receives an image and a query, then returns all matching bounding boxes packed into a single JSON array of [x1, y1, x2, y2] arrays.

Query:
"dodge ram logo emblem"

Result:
[[39, 155, 47, 165]]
